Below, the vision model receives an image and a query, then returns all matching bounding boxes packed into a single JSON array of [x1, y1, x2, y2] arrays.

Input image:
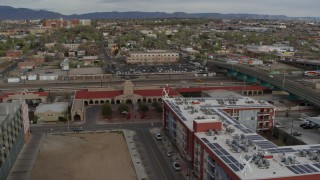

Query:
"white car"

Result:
[[172, 161, 181, 171], [155, 133, 162, 140]]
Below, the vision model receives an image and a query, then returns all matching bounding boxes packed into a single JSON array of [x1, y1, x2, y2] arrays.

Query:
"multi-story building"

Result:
[[163, 96, 320, 180], [43, 19, 91, 29], [0, 100, 29, 180], [125, 50, 179, 65]]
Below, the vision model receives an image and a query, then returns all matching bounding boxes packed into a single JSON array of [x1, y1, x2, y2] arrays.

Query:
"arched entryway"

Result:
[[95, 100, 99, 104], [126, 99, 133, 104], [116, 100, 121, 104], [84, 101, 88, 106], [74, 114, 81, 121], [158, 98, 162, 102], [100, 100, 105, 104]]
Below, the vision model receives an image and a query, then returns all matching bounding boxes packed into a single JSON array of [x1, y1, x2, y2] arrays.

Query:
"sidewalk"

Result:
[[123, 130, 148, 180], [8, 134, 45, 180]]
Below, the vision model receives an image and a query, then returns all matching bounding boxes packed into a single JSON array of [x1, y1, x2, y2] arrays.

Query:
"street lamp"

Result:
[[282, 69, 286, 90]]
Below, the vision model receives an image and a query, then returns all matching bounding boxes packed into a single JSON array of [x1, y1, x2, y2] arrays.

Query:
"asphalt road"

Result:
[[136, 129, 185, 180]]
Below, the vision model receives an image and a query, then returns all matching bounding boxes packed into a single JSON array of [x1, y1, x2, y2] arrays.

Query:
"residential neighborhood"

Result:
[[1, 4, 320, 180]]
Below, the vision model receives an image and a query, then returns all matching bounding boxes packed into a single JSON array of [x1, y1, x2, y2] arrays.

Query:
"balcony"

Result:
[[257, 126, 270, 130], [258, 112, 270, 115]]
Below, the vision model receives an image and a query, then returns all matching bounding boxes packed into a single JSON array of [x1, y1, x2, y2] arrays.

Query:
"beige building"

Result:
[[35, 102, 68, 122], [126, 50, 179, 65]]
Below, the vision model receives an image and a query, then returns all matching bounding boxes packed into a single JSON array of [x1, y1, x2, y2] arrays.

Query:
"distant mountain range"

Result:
[[0, 6, 319, 21]]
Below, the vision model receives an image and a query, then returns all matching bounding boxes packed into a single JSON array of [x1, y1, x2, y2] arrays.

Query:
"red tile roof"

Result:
[[134, 88, 180, 97], [0, 91, 48, 98], [75, 90, 123, 99], [31, 92, 49, 96]]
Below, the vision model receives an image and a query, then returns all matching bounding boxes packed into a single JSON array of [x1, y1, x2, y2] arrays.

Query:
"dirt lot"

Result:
[[29, 132, 136, 180]]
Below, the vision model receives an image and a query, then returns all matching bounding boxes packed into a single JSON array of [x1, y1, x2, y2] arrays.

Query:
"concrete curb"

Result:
[[123, 130, 148, 180]]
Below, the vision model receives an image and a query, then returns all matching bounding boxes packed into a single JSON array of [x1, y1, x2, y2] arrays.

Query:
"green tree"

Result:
[[118, 103, 129, 113], [139, 102, 149, 113], [58, 116, 67, 122], [38, 87, 45, 92], [152, 101, 163, 113], [102, 103, 113, 118]]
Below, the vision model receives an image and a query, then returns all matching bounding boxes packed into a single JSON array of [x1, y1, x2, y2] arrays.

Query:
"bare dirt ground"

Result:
[[29, 132, 136, 180]]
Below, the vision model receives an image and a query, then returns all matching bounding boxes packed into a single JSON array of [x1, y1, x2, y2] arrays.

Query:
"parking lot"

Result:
[[109, 63, 207, 76], [275, 111, 320, 144]]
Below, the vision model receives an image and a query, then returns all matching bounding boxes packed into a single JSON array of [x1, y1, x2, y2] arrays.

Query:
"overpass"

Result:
[[208, 61, 320, 108]]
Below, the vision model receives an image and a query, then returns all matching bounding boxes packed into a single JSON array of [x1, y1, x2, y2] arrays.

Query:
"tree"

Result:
[[152, 101, 163, 113], [118, 103, 129, 113], [38, 87, 45, 92], [58, 116, 67, 122], [102, 103, 112, 118], [139, 102, 149, 113]]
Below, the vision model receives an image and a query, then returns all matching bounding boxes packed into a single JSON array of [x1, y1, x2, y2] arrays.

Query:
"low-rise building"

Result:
[[126, 50, 179, 65], [6, 50, 22, 59], [60, 58, 69, 71], [34, 102, 69, 122], [18, 61, 35, 71]]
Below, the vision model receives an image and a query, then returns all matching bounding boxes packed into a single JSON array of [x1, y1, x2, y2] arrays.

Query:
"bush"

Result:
[[58, 116, 67, 122], [139, 102, 149, 113], [102, 103, 113, 118], [152, 102, 163, 113], [118, 103, 129, 113]]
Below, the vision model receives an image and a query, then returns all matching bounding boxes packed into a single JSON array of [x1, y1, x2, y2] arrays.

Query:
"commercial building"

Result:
[[43, 19, 91, 29], [34, 102, 69, 122], [125, 50, 179, 65], [0, 100, 30, 180], [163, 96, 320, 180]]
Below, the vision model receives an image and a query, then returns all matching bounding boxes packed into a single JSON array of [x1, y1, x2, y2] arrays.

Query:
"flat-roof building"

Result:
[[163, 96, 320, 180], [126, 50, 179, 65]]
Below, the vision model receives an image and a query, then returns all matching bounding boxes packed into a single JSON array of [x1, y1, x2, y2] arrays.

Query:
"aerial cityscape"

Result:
[[1, 1, 320, 180]]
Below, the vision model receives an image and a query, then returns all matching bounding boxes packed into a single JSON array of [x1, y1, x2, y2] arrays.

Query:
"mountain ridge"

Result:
[[0, 6, 318, 20]]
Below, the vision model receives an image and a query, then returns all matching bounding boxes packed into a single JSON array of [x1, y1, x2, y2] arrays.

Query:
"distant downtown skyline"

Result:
[[0, 0, 319, 17]]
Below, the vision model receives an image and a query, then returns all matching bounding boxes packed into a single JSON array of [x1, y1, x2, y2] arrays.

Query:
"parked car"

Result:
[[155, 133, 162, 140], [291, 131, 302, 136], [172, 161, 181, 171], [275, 121, 286, 128], [72, 127, 84, 132], [302, 124, 316, 129], [267, 101, 274, 104], [166, 151, 174, 157]]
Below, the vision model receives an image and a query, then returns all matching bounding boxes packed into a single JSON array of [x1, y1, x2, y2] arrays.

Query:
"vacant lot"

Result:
[[29, 132, 136, 180]]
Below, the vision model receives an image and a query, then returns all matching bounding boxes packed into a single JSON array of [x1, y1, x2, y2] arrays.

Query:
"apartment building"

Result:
[[126, 50, 179, 65], [0, 100, 29, 180], [163, 96, 320, 180]]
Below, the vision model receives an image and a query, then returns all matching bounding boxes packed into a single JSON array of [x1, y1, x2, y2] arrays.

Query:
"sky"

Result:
[[0, 0, 320, 17]]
